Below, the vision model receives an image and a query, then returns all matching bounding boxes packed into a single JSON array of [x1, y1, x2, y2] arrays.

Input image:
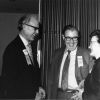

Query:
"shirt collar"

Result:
[[64, 47, 77, 54], [70, 47, 77, 55], [64, 48, 77, 54], [19, 34, 28, 46]]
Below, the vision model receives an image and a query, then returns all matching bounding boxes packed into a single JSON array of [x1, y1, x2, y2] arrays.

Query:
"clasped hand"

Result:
[[71, 80, 84, 100], [35, 87, 46, 100]]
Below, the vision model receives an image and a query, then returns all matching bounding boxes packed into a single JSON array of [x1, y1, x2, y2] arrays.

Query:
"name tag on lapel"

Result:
[[77, 56, 83, 67], [23, 49, 32, 65]]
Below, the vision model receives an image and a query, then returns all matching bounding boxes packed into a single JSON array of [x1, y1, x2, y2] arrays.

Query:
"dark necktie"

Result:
[[61, 50, 71, 90]]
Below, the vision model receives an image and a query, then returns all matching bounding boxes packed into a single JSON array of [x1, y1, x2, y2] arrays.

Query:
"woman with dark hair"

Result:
[[83, 30, 100, 100]]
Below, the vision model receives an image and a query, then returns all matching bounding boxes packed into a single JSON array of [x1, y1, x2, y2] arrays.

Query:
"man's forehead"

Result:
[[28, 17, 39, 26], [64, 30, 78, 37]]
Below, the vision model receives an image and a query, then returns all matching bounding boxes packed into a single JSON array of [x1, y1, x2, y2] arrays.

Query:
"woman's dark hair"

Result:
[[90, 30, 100, 43]]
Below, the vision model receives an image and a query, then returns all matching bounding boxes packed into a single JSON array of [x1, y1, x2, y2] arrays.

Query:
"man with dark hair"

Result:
[[47, 25, 92, 100], [1, 14, 45, 99]]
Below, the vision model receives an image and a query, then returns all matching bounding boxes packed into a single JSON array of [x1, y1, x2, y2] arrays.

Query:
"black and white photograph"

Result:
[[0, 0, 100, 100]]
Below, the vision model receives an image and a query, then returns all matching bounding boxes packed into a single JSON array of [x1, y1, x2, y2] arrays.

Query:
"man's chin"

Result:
[[68, 46, 77, 51], [68, 48, 75, 51]]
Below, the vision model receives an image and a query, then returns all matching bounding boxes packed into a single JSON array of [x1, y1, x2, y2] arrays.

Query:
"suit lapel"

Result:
[[15, 35, 33, 66], [15, 35, 26, 50], [56, 47, 66, 85]]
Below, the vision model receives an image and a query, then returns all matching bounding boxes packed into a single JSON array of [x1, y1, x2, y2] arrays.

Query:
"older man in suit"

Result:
[[47, 25, 91, 100], [1, 14, 45, 99]]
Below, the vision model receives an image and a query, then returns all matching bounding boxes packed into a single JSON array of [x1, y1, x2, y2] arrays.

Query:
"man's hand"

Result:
[[71, 88, 83, 100], [35, 87, 46, 100], [71, 79, 84, 100], [78, 80, 84, 89]]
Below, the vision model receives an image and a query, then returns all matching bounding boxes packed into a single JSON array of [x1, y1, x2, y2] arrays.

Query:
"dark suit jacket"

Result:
[[83, 58, 100, 100], [1, 35, 41, 99], [47, 46, 91, 99]]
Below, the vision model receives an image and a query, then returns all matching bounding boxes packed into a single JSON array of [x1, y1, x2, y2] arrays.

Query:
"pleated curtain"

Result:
[[40, 0, 98, 90]]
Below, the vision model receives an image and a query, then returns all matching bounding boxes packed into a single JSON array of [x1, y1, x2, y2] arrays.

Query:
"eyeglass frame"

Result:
[[63, 36, 78, 41], [23, 23, 39, 31]]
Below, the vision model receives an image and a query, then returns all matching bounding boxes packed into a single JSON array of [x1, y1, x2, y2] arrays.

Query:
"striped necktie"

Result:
[[27, 43, 33, 63]]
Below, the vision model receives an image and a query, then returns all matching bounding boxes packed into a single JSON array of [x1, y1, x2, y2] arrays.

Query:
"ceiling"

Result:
[[0, 0, 39, 13]]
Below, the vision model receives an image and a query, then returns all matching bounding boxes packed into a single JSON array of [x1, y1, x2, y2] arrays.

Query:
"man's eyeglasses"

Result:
[[64, 36, 78, 41], [24, 23, 39, 31]]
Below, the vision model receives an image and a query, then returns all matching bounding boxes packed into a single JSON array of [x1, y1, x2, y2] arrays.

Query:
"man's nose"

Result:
[[70, 39, 74, 43], [36, 29, 39, 33]]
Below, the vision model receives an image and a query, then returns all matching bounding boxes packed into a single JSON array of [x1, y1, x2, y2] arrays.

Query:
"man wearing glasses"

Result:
[[47, 25, 91, 100], [1, 14, 45, 99]]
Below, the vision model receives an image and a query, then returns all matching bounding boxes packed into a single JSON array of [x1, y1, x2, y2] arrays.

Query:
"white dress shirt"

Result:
[[58, 48, 78, 89]]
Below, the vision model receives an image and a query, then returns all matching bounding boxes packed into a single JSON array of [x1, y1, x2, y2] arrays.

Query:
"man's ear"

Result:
[[62, 35, 65, 40], [22, 24, 27, 30]]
